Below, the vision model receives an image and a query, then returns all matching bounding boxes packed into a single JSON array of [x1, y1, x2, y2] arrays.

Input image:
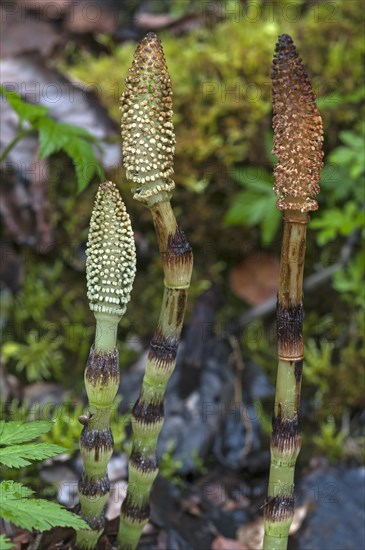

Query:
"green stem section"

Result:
[[117, 200, 192, 550], [94, 313, 122, 352], [0, 129, 34, 163], [263, 212, 307, 550], [76, 315, 120, 549]]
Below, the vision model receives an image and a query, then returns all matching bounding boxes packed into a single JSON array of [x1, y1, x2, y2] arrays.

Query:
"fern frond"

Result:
[[0, 420, 53, 446], [0, 481, 90, 532], [0, 534, 14, 549], [0, 442, 66, 468]]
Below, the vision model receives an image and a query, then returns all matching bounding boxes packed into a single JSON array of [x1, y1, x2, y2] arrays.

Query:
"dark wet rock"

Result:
[[0, 7, 64, 58], [40, 464, 78, 507], [118, 351, 148, 414], [148, 471, 255, 549], [195, 471, 253, 537], [159, 337, 235, 473], [213, 359, 273, 471], [23, 382, 69, 412], [294, 465, 365, 550], [158, 288, 235, 472], [119, 341, 233, 473], [242, 360, 274, 401], [107, 454, 128, 482], [157, 528, 195, 550], [119, 339, 233, 475], [118, 286, 274, 474], [150, 477, 214, 550], [0, 360, 22, 404], [180, 284, 225, 375]]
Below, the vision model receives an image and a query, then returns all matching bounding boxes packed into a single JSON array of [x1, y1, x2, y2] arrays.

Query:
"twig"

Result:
[[229, 335, 254, 460]]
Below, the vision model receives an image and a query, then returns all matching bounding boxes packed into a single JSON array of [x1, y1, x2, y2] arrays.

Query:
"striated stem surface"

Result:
[[264, 212, 307, 550], [263, 33, 323, 550], [118, 202, 192, 549], [77, 345, 119, 549], [77, 182, 136, 549], [118, 33, 193, 549]]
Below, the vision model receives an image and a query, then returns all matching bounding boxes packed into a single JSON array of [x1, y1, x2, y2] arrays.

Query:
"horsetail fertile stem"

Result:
[[263, 35, 323, 550], [76, 181, 136, 549], [118, 33, 193, 549]]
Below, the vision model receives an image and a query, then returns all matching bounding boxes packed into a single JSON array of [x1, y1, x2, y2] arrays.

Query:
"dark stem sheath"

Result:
[[76, 344, 120, 549], [264, 32, 323, 550], [263, 211, 307, 550], [117, 200, 192, 550], [76, 181, 136, 548]]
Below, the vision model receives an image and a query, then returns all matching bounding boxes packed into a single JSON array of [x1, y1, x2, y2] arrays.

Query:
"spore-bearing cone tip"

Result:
[[277, 33, 293, 46], [120, 33, 175, 205], [86, 181, 136, 316], [272, 34, 324, 212]]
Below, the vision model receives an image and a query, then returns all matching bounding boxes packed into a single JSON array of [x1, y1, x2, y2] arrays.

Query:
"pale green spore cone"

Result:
[[120, 33, 175, 207], [86, 180, 136, 321], [77, 181, 136, 548]]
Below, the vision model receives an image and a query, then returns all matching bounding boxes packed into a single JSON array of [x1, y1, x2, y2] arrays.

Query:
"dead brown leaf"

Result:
[[230, 253, 280, 305], [237, 518, 264, 550], [289, 503, 310, 534], [212, 534, 249, 550]]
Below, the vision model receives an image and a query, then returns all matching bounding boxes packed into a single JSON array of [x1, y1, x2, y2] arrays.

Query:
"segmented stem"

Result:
[[76, 345, 119, 549], [77, 182, 136, 549], [118, 34, 193, 549], [263, 211, 307, 550], [263, 34, 323, 549], [119, 202, 192, 549]]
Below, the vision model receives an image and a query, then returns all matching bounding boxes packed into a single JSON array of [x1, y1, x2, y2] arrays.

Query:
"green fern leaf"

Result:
[[0, 481, 90, 532], [64, 138, 104, 192], [0, 534, 14, 549], [0, 85, 48, 123], [0, 85, 104, 192], [0, 443, 66, 468], [224, 189, 280, 244], [0, 481, 34, 499], [38, 118, 98, 159], [54, 122, 98, 141], [0, 420, 53, 446], [38, 118, 69, 158]]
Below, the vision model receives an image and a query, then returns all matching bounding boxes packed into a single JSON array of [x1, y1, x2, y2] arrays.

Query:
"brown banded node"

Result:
[[271, 414, 301, 456], [132, 399, 164, 424], [148, 331, 179, 367], [76, 182, 136, 550], [277, 303, 304, 361], [130, 450, 158, 472], [118, 32, 193, 550], [264, 496, 295, 523], [263, 34, 323, 550]]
